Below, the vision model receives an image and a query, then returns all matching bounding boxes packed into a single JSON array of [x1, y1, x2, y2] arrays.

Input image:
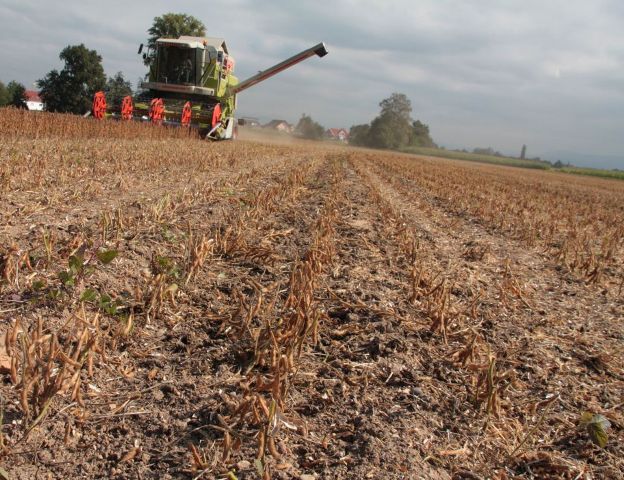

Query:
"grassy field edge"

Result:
[[402, 145, 624, 180]]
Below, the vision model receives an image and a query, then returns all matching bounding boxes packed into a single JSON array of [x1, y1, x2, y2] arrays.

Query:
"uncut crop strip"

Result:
[[365, 151, 624, 287], [0, 108, 198, 141]]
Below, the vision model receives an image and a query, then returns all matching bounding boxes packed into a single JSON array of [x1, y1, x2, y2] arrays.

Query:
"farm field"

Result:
[[0, 109, 623, 479]]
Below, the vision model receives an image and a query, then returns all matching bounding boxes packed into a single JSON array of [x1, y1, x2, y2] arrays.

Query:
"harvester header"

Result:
[[92, 34, 328, 139]]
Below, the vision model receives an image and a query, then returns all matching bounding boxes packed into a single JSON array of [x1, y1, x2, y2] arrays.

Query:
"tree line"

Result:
[[285, 94, 437, 146], [0, 81, 27, 108]]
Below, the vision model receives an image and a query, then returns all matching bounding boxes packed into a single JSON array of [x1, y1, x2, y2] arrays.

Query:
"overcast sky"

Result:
[[1, 0, 623, 168]]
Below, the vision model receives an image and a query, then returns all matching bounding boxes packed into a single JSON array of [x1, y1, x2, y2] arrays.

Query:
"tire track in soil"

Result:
[[287, 159, 451, 480], [356, 155, 624, 477]]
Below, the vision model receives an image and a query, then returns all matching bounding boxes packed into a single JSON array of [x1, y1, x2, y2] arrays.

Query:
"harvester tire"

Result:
[[149, 98, 165, 125], [181, 101, 192, 127], [92, 92, 107, 120], [121, 96, 134, 120]]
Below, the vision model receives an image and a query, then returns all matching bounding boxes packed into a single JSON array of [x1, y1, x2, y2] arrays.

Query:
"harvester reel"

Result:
[[92, 91, 107, 119], [121, 96, 134, 120], [149, 98, 165, 125], [181, 101, 192, 127], [211, 103, 222, 129]]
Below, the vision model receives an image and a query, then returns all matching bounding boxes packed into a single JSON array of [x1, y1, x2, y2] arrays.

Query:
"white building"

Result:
[[25, 90, 44, 111], [264, 119, 293, 133]]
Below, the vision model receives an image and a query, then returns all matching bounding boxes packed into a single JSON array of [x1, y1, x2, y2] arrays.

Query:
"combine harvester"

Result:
[[92, 36, 328, 139]]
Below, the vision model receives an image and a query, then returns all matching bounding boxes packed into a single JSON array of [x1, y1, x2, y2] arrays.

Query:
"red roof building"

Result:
[[326, 128, 349, 142], [24, 90, 44, 111]]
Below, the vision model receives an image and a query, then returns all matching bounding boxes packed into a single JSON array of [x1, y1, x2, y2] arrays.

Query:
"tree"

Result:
[[409, 120, 436, 148], [104, 72, 133, 108], [471, 147, 506, 157], [349, 124, 371, 146], [379, 92, 412, 120], [145, 13, 206, 66], [0, 81, 10, 107], [369, 114, 410, 149], [350, 93, 436, 151], [7, 81, 27, 108], [368, 93, 413, 149], [295, 114, 325, 140], [520, 144, 527, 159], [38, 44, 106, 114]]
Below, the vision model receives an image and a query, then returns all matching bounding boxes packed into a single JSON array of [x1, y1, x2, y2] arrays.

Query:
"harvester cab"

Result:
[[92, 36, 328, 139]]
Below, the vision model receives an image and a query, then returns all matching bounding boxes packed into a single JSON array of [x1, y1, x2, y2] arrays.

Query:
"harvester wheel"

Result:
[[121, 96, 133, 120], [181, 101, 192, 127], [149, 98, 165, 125], [211, 103, 222, 128], [92, 91, 107, 120]]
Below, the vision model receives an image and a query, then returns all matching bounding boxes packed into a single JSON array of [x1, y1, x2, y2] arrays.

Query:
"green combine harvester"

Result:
[[92, 36, 328, 139]]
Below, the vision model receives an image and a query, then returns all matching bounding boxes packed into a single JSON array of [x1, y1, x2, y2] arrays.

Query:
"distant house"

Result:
[[326, 128, 349, 142], [25, 90, 44, 111], [264, 119, 293, 133], [239, 116, 260, 127]]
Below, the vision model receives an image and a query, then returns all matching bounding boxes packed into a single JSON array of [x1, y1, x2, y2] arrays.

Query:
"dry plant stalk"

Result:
[[8, 309, 102, 440], [471, 355, 513, 419]]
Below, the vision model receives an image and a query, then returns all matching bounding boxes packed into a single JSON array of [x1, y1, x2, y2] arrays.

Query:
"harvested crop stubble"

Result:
[[371, 153, 624, 286], [0, 110, 622, 479]]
